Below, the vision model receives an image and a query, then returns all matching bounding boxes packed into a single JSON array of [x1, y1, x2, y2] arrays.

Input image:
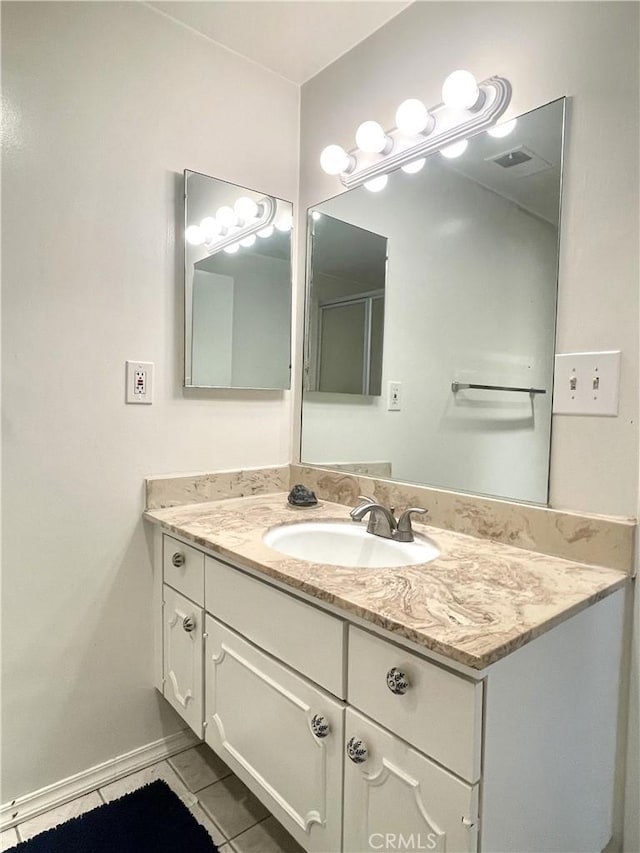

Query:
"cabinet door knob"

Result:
[[386, 667, 410, 695], [182, 615, 196, 633], [346, 736, 368, 764], [172, 552, 186, 567], [311, 714, 330, 738]]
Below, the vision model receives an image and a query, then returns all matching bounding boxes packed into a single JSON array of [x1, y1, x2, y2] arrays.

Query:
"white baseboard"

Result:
[[0, 728, 200, 831]]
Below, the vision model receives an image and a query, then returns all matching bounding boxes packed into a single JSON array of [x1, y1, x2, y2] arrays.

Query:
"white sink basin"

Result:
[[263, 521, 440, 568]]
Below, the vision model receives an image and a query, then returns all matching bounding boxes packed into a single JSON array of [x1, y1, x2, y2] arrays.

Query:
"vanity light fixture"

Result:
[[319, 69, 512, 190], [185, 194, 278, 255]]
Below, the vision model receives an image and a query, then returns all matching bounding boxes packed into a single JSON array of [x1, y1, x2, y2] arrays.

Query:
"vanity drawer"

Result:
[[163, 535, 205, 606], [348, 626, 483, 782], [205, 556, 346, 698]]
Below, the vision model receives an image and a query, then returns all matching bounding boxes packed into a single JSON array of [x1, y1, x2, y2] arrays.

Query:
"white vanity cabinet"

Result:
[[344, 708, 479, 853], [152, 528, 625, 853], [162, 584, 204, 737], [160, 536, 206, 738], [204, 615, 345, 853]]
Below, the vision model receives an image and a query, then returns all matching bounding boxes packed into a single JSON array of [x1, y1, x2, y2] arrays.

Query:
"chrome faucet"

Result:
[[350, 496, 427, 542]]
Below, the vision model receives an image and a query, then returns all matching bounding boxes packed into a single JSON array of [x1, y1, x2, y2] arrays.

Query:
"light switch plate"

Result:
[[387, 380, 402, 411], [553, 351, 620, 416], [126, 360, 153, 404]]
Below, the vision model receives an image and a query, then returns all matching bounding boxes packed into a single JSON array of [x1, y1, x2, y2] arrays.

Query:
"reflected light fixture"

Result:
[[185, 225, 204, 246], [200, 217, 221, 242], [319, 69, 511, 190], [440, 139, 468, 159], [401, 158, 426, 174], [488, 118, 518, 138], [186, 195, 280, 255], [275, 212, 293, 232], [216, 205, 237, 228], [234, 196, 259, 221], [364, 175, 388, 193]]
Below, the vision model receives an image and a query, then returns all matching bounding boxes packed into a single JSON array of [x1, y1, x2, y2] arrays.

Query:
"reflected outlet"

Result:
[[387, 381, 402, 411]]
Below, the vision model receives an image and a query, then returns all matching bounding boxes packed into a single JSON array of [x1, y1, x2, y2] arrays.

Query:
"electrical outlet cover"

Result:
[[126, 360, 154, 404]]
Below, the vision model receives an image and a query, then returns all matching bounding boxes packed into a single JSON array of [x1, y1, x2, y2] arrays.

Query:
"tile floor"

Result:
[[0, 743, 304, 852]]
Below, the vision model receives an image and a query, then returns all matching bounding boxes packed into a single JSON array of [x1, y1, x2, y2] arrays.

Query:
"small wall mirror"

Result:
[[307, 215, 387, 395], [301, 98, 566, 504], [184, 170, 292, 390]]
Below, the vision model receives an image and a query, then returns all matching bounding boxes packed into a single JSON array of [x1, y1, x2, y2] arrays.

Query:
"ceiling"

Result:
[[147, 1, 412, 84]]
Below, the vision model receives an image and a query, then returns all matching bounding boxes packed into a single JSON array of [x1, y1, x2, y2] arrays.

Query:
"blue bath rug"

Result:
[[15, 779, 218, 852]]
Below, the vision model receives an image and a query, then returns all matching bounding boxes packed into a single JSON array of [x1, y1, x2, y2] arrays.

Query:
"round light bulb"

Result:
[[224, 243, 240, 254], [395, 99, 431, 136], [275, 212, 293, 232], [257, 225, 274, 239], [234, 196, 259, 220], [488, 118, 518, 138], [320, 144, 351, 176], [240, 234, 256, 248], [401, 158, 426, 174], [216, 206, 237, 228], [355, 120, 390, 154], [200, 217, 221, 241], [185, 225, 204, 246], [440, 139, 468, 159], [364, 175, 388, 193], [442, 70, 480, 110]]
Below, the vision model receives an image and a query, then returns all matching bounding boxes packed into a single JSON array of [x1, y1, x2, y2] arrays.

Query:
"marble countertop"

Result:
[[144, 493, 629, 670]]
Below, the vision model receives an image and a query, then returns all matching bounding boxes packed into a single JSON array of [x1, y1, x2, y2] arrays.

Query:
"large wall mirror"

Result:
[[184, 170, 293, 390], [301, 98, 565, 504]]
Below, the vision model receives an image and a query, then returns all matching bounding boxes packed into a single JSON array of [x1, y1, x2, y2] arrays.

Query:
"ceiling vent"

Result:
[[485, 145, 553, 176]]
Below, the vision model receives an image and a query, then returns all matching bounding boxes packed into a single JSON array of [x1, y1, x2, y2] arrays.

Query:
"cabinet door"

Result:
[[205, 616, 344, 853], [163, 584, 203, 738], [344, 708, 479, 853]]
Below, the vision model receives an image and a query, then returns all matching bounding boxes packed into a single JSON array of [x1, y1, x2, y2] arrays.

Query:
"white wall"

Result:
[[302, 162, 558, 503], [1, 1, 298, 801], [299, 0, 639, 518]]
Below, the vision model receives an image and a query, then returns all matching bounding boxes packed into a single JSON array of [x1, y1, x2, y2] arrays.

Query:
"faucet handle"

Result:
[[396, 507, 428, 539], [350, 495, 376, 520]]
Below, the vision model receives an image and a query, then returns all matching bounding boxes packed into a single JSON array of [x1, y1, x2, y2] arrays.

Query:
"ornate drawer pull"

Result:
[[311, 714, 330, 738], [182, 615, 196, 633], [386, 667, 410, 695], [346, 736, 368, 764], [172, 552, 186, 567]]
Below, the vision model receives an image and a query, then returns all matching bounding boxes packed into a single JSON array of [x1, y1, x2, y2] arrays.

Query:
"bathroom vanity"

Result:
[[145, 493, 627, 853]]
